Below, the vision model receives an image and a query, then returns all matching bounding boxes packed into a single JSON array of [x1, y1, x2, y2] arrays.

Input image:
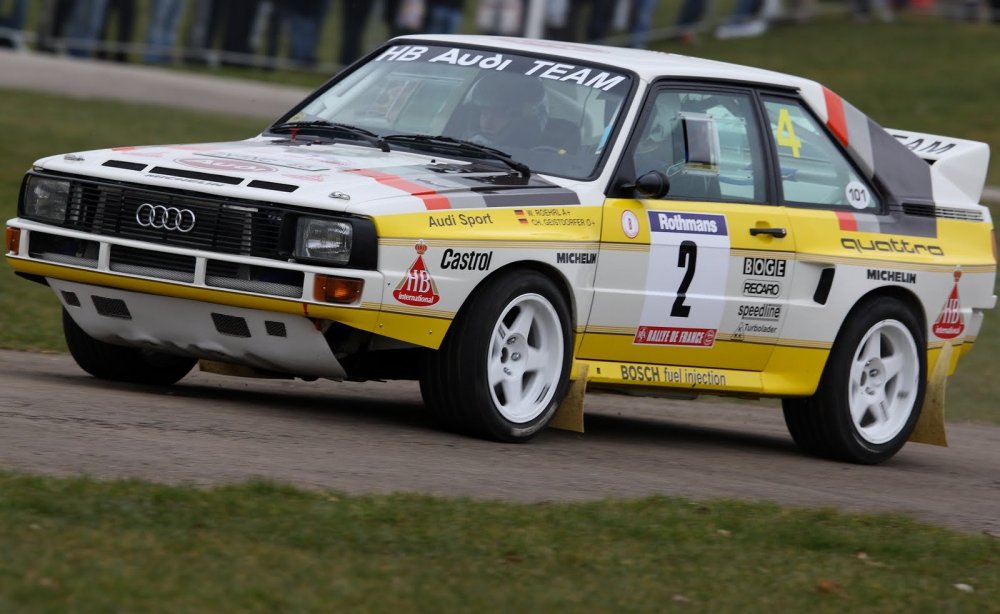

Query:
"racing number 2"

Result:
[[671, 240, 697, 317]]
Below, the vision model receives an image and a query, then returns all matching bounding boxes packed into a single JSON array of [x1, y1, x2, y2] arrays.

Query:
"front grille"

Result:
[[205, 260, 303, 298], [28, 232, 99, 268], [212, 313, 251, 338], [92, 296, 132, 319], [63, 180, 287, 258], [110, 245, 196, 282]]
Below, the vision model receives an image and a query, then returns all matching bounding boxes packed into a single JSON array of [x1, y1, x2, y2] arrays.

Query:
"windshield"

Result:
[[283, 43, 634, 180]]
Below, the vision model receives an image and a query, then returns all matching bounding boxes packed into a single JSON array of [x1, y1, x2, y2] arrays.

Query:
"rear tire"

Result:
[[421, 270, 572, 442], [782, 297, 925, 464], [63, 309, 196, 386]]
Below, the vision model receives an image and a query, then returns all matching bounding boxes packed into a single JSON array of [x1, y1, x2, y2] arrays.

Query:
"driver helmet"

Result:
[[465, 72, 548, 147]]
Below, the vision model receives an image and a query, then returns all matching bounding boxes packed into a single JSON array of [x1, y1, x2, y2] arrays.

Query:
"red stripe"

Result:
[[835, 210, 857, 231], [823, 86, 849, 147], [349, 169, 451, 210]]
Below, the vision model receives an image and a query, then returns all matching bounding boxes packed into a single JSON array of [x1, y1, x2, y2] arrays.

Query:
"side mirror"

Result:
[[634, 170, 670, 199]]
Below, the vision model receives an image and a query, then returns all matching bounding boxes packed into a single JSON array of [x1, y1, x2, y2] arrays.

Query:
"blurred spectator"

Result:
[[575, 0, 617, 41], [65, 0, 108, 57], [396, 0, 426, 32], [266, 0, 330, 67], [36, 0, 74, 53], [852, 0, 894, 21], [186, 0, 223, 65], [96, 0, 137, 62], [340, 0, 374, 64], [674, 0, 705, 42], [544, 0, 616, 41], [187, 0, 262, 67], [220, 0, 263, 65], [425, 0, 464, 33], [630, 0, 658, 48], [476, 0, 523, 35], [715, 0, 769, 38], [0, 0, 29, 49], [144, 0, 187, 63]]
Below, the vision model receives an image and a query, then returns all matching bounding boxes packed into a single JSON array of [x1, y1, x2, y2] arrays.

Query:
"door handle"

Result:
[[749, 227, 787, 238]]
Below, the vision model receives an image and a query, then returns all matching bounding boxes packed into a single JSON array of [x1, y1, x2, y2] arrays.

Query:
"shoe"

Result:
[[715, 19, 768, 39]]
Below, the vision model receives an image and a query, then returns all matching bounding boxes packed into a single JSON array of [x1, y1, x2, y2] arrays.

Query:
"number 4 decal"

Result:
[[775, 108, 802, 158]]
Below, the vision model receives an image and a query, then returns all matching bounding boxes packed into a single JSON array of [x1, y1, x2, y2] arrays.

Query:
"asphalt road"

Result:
[[1, 49, 999, 535], [1, 350, 998, 535]]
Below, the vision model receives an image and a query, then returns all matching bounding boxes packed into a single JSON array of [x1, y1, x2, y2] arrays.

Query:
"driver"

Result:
[[464, 72, 548, 149]]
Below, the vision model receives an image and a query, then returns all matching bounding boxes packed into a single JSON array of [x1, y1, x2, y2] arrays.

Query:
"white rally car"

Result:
[[6, 36, 995, 464]]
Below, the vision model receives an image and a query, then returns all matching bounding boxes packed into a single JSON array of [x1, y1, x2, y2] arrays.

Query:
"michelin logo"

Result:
[[649, 211, 728, 236]]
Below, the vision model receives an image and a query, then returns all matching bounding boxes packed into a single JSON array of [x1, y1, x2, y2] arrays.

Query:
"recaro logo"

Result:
[[177, 158, 276, 173], [742, 279, 781, 297]]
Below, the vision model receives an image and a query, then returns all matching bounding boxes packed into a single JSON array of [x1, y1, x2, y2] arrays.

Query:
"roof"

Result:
[[401, 34, 807, 90]]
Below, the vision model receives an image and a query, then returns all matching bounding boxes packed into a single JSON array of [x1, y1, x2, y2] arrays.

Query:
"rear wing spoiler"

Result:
[[887, 129, 990, 204]]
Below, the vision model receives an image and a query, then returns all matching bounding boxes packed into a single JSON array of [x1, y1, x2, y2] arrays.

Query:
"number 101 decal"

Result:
[[634, 211, 730, 347]]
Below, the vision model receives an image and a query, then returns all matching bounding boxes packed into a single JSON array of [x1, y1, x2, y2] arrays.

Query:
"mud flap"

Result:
[[909, 342, 951, 447], [549, 363, 588, 433]]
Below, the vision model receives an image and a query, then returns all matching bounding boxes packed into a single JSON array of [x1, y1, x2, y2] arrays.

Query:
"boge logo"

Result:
[[743, 257, 786, 277]]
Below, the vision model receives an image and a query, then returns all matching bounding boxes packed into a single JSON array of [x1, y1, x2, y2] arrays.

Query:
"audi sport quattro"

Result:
[[6, 35, 995, 464]]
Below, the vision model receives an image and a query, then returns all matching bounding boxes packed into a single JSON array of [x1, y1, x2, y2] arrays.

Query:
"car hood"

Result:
[[32, 137, 583, 216]]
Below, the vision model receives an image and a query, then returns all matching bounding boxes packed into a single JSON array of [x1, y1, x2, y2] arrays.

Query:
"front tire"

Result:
[[421, 270, 572, 442], [63, 309, 196, 386], [782, 297, 926, 464]]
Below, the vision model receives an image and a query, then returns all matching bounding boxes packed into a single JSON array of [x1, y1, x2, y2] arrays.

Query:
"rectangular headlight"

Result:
[[294, 217, 353, 265], [22, 176, 71, 223]]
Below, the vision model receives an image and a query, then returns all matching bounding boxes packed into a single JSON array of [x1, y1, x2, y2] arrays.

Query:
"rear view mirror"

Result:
[[680, 112, 720, 174]]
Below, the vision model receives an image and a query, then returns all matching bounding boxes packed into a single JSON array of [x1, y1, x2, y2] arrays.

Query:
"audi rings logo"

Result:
[[135, 203, 197, 233]]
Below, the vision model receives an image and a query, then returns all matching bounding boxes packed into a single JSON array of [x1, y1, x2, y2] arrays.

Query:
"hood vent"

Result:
[[148, 166, 243, 185], [103, 160, 147, 171], [248, 180, 298, 193]]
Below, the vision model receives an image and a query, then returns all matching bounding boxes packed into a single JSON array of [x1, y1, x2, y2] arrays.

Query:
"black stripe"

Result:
[[481, 189, 580, 208]]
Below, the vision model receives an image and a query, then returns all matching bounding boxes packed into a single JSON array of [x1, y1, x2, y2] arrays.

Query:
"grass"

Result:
[[0, 473, 997, 611]]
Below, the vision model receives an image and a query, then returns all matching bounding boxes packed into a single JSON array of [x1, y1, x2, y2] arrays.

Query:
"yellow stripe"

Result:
[[379, 237, 600, 250], [582, 327, 832, 351], [380, 305, 455, 320]]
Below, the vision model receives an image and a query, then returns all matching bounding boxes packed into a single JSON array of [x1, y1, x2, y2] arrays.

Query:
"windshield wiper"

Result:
[[382, 134, 530, 178], [270, 121, 390, 152]]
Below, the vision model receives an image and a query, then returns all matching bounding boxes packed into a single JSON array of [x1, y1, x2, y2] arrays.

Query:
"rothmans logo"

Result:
[[135, 203, 197, 233]]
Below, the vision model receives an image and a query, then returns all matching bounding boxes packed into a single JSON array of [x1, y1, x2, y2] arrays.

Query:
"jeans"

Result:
[[65, 0, 108, 57], [630, 0, 657, 48], [145, 0, 186, 63], [426, 6, 462, 33]]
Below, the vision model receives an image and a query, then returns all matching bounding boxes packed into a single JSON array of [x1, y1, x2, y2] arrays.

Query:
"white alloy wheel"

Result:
[[847, 318, 920, 445], [487, 293, 564, 424]]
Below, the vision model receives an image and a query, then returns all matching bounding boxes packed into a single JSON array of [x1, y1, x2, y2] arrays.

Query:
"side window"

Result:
[[632, 89, 765, 203], [762, 97, 879, 210]]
